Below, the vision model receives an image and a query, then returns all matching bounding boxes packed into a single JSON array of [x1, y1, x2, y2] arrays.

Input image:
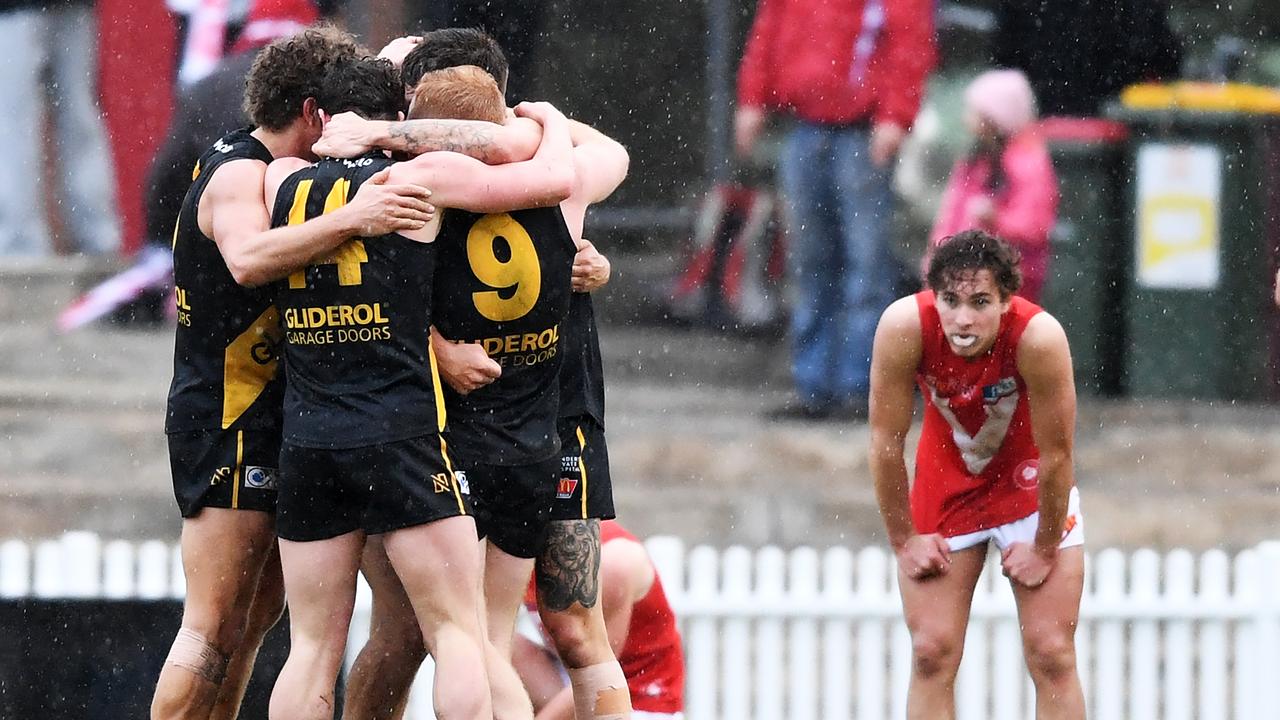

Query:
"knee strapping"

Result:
[[568, 661, 631, 720], [164, 628, 230, 685]]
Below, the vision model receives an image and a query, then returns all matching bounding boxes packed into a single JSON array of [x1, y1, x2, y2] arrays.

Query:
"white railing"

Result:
[[5, 533, 1280, 719]]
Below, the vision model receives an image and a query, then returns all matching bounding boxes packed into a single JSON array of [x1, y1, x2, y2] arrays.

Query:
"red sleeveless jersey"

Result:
[[912, 291, 1043, 537], [524, 521, 684, 713]]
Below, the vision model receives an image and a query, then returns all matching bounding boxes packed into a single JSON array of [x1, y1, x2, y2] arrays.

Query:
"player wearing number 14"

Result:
[[260, 56, 576, 720]]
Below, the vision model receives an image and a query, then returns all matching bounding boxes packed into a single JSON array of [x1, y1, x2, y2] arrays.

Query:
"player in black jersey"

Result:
[[259, 56, 575, 720], [331, 38, 633, 720], [154, 26, 439, 720]]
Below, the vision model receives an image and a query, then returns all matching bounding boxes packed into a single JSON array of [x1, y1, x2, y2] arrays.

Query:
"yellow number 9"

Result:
[[467, 214, 541, 322]]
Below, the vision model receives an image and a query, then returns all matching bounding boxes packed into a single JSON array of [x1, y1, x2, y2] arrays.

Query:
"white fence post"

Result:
[[788, 547, 819, 720], [0, 539, 30, 598], [1128, 549, 1160, 720], [721, 546, 752, 720], [854, 547, 888, 720], [1233, 549, 1259, 720], [1093, 548, 1126, 720], [753, 546, 785, 720], [1198, 549, 1229, 720], [686, 545, 720, 720], [821, 547, 853, 720], [1163, 549, 1194, 720], [1251, 542, 1280, 712]]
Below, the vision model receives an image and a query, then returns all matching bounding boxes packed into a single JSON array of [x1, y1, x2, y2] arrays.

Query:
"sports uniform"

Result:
[[269, 153, 467, 542], [912, 290, 1083, 551], [166, 128, 282, 518], [522, 521, 685, 717], [551, 291, 616, 522], [432, 206, 576, 558]]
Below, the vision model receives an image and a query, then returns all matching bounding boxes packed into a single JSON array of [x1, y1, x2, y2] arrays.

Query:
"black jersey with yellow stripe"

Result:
[[270, 154, 442, 450], [166, 128, 283, 435], [433, 206, 576, 466]]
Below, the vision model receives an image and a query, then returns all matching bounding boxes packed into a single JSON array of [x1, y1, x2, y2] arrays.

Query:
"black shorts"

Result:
[[168, 429, 281, 518], [465, 454, 561, 559], [276, 433, 471, 542], [549, 416, 615, 523]]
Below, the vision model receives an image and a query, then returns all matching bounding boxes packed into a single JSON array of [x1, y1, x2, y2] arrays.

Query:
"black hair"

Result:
[[401, 27, 509, 97], [926, 229, 1023, 299], [315, 56, 404, 121]]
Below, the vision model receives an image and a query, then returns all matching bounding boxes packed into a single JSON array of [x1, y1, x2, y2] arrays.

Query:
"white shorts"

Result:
[[946, 486, 1084, 553], [634, 713, 683, 720]]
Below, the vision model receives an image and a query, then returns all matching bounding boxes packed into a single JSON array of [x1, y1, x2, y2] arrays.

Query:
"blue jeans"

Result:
[[778, 121, 895, 406]]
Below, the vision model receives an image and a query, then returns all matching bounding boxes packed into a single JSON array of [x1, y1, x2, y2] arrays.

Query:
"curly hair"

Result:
[[243, 23, 365, 131], [401, 28, 508, 97], [926, 229, 1023, 299], [315, 56, 404, 121]]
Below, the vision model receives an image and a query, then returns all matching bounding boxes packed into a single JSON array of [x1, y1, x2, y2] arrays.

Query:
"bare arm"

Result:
[[386, 103, 574, 213], [204, 159, 433, 287], [1017, 312, 1077, 552], [868, 297, 924, 551], [559, 125, 630, 241], [313, 111, 543, 165]]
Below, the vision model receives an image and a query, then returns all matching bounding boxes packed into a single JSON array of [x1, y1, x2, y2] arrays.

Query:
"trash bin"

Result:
[[1038, 118, 1131, 396], [1108, 84, 1280, 401]]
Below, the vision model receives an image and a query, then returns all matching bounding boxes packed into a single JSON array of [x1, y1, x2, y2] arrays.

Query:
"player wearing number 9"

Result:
[[259, 57, 576, 720]]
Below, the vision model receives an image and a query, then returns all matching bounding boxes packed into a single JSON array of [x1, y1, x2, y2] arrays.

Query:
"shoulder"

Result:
[[877, 294, 924, 337], [265, 157, 311, 187], [1016, 311, 1071, 378], [602, 537, 653, 603], [202, 157, 269, 200]]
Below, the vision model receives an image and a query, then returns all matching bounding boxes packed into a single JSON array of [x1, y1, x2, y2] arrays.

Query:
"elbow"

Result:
[[548, 168, 575, 204], [226, 257, 268, 288]]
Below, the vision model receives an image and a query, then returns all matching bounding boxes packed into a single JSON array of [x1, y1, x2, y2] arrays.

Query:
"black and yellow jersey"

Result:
[[558, 292, 606, 426], [433, 206, 576, 466], [166, 128, 283, 435], [270, 153, 441, 450]]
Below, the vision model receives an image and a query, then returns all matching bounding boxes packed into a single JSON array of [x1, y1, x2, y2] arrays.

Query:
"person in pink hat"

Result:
[[925, 69, 1059, 303]]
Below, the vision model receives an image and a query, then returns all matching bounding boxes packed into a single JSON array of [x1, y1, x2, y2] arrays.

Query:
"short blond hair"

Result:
[[407, 65, 506, 125]]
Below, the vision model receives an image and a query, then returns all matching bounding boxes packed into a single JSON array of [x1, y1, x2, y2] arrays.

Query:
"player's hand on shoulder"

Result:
[[378, 35, 421, 67], [433, 339, 502, 394], [572, 237, 611, 293], [1001, 542, 1055, 588], [514, 101, 565, 125], [895, 533, 951, 580], [313, 112, 377, 159], [345, 168, 435, 237]]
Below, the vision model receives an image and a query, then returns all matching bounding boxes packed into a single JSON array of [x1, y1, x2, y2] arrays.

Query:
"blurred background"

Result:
[[3, 0, 1280, 716]]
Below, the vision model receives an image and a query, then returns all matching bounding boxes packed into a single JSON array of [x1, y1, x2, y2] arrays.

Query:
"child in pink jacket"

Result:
[[926, 69, 1059, 302]]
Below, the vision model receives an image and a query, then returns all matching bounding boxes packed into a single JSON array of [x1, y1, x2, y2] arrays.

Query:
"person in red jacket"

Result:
[[869, 230, 1084, 719], [513, 521, 685, 720], [736, 0, 936, 420]]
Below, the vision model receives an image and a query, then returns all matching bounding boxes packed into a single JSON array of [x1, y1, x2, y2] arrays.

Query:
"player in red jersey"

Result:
[[869, 229, 1084, 720], [513, 521, 685, 720]]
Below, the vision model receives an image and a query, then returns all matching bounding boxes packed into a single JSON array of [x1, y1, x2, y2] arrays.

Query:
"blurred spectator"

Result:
[[992, 0, 1182, 117], [0, 0, 120, 256], [416, 0, 545, 103], [924, 69, 1058, 303], [735, 0, 936, 420], [144, 0, 321, 251]]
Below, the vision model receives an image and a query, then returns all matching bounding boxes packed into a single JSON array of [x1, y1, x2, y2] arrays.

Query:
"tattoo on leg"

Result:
[[537, 520, 601, 612]]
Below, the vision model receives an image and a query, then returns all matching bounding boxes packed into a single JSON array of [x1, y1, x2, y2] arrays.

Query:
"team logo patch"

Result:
[[455, 471, 470, 495], [1013, 459, 1040, 490], [556, 477, 579, 499], [243, 466, 277, 490], [210, 466, 232, 486], [982, 377, 1018, 403]]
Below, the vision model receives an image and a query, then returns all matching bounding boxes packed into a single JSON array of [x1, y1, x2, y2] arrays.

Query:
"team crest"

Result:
[[244, 466, 277, 490]]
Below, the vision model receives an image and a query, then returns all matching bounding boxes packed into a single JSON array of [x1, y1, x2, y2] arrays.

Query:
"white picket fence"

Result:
[[5, 533, 1280, 720]]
